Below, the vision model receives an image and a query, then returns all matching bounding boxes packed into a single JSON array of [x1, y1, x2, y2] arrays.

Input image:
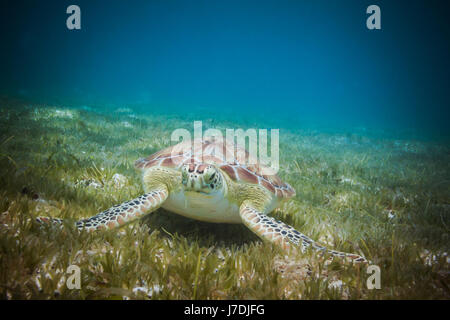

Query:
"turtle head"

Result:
[[181, 163, 223, 194]]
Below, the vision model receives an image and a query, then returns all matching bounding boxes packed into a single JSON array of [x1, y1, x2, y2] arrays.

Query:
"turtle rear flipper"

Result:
[[36, 186, 168, 232]]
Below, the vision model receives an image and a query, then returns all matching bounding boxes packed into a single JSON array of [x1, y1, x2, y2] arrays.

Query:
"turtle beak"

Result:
[[182, 164, 215, 194], [185, 174, 207, 193], [192, 178, 204, 191]]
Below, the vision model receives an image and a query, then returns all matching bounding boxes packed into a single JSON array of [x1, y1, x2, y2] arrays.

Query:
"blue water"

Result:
[[1, 0, 449, 138]]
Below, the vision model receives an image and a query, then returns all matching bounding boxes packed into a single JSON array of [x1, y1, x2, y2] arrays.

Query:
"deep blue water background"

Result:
[[1, 0, 449, 138]]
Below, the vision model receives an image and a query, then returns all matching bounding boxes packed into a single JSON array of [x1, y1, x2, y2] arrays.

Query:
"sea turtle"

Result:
[[37, 138, 366, 263]]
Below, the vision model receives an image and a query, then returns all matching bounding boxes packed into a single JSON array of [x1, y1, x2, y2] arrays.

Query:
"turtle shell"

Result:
[[135, 138, 296, 199]]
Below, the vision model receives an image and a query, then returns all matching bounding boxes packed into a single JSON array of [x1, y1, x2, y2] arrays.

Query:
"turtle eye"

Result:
[[209, 172, 216, 181]]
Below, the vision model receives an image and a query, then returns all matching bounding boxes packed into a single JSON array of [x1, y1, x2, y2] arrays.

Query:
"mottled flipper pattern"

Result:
[[240, 203, 367, 263], [36, 187, 168, 232]]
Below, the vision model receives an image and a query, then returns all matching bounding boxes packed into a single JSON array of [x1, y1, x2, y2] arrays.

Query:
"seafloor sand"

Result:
[[0, 102, 448, 299]]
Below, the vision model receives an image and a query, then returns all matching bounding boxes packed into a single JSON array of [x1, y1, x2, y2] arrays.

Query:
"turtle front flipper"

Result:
[[36, 186, 169, 232], [239, 201, 367, 263]]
